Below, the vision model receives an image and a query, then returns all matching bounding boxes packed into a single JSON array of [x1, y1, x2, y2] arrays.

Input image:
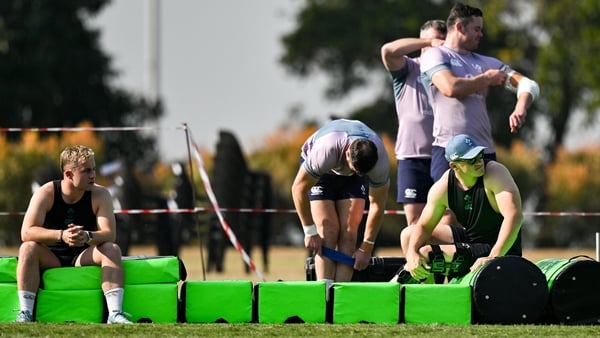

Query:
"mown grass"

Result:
[[0, 323, 598, 337], [2, 246, 598, 337]]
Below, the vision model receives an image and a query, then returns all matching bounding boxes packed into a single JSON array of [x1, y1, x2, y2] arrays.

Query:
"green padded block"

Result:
[[403, 284, 471, 324], [123, 283, 178, 323], [332, 282, 400, 324], [0, 256, 17, 283], [255, 281, 326, 323], [449, 268, 477, 286], [122, 256, 184, 284], [183, 280, 253, 323], [36, 289, 104, 323], [0, 283, 19, 322], [42, 266, 102, 290]]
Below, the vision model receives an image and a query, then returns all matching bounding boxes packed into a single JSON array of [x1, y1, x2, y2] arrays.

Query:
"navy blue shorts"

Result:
[[396, 158, 433, 204], [308, 174, 368, 201], [431, 146, 496, 182]]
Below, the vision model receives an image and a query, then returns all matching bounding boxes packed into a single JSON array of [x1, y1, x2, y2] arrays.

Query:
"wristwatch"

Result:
[[86, 231, 94, 244]]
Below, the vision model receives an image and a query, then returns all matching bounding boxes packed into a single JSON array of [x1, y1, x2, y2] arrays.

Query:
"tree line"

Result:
[[0, 1, 599, 248]]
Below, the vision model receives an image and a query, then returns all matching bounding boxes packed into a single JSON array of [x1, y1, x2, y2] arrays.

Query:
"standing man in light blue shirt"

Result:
[[381, 20, 446, 228], [420, 2, 540, 182]]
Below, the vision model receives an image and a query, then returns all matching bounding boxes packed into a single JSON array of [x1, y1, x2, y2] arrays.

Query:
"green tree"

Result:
[[279, 0, 600, 245], [0, 0, 162, 166], [532, 1, 600, 225], [279, 0, 537, 146], [280, 0, 449, 138]]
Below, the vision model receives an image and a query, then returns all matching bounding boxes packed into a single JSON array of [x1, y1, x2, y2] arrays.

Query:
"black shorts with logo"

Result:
[[308, 174, 368, 201]]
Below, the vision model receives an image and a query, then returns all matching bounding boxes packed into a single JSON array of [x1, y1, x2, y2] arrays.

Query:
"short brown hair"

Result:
[[420, 19, 447, 34], [447, 2, 483, 28], [349, 139, 378, 175]]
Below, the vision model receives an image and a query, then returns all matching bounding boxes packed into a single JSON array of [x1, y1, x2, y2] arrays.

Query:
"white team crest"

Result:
[[310, 186, 324, 196], [450, 58, 462, 67], [404, 188, 417, 199]]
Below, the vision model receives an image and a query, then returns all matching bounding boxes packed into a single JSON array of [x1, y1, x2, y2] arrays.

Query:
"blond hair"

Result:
[[60, 145, 95, 171]]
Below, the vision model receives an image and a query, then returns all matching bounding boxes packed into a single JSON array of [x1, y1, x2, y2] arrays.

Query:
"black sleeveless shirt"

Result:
[[46, 180, 97, 253], [447, 166, 522, 256]]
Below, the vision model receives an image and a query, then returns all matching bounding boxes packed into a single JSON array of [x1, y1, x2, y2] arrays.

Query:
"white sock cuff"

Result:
[[104, 287, 124, 297], [317, 278, 334, 289]]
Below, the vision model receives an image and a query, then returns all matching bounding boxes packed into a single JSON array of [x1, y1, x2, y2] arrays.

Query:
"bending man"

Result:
[[292, 119, 390, 288]]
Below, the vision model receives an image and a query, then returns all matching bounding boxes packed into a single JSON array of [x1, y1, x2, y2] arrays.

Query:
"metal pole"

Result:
[[144, 0, 160, 103], [596, 232, 600, 262], [183, 123, 207, 280]]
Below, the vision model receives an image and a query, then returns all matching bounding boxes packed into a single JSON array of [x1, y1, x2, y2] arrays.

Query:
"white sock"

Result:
[[104, 288, 124, 314], [318, 279, 334, 301], [18, 290, 36, 313]]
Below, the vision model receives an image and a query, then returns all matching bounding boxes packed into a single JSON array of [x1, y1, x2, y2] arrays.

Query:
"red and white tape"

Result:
[[2, 124, 599, 274], [1, 208, 599, 217], [190, 135, 265, 281], [0, 126, 184, 132]]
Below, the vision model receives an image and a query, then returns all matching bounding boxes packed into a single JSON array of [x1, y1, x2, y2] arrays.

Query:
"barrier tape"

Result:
[[0, 126, 184, 132], [190, 134, 265, 282], [1, 208, 599, 217], [2, 124, 599, 276]]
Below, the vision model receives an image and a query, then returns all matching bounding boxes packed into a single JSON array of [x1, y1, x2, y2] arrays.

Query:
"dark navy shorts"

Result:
[[308, 174, 368, 201], [396, 158, 433, 204], [431, 146, 496, 182]]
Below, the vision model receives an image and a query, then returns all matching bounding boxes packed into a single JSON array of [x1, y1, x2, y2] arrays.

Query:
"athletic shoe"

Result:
[[15, 310, 33, 323], [107, 311, 133, 324], [390, 267, 422, 284]]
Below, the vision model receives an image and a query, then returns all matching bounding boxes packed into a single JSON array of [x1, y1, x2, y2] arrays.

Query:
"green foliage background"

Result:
[[1, 1, 600, 248]]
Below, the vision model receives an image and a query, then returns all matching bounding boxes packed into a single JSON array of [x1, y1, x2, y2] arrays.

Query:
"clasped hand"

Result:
[[62, 224, 86, 247]]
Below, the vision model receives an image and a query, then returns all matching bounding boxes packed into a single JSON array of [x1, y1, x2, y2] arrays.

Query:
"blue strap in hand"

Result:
[[322, 246, 355, 267]]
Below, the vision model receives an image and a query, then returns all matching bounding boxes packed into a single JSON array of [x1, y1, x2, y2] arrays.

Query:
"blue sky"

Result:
[[92, 0, 599, 161], [92, 0, 377, 161]]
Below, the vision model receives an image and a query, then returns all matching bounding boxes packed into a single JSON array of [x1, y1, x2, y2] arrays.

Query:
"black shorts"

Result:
[[308, 174, 368, 201], [50, 246, 87, 267], [448, 225, 492, 278], [396, 158, 433, 204], [450, 225, 492, 256]]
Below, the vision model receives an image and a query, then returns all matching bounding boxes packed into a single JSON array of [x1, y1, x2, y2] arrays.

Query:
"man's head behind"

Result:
[[60, 145, 95, 171], [420, 19, 447, 38], [349, 139, 378, 175]]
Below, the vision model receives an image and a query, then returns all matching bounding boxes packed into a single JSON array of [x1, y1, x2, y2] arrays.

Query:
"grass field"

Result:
[[0, 322, 599, 337], [1, 245, 598, 337], [140, 244, 598, 282]]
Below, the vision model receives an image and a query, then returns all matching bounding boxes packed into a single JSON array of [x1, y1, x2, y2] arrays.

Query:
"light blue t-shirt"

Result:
[[390, 56, 434, 160], [300, 119, 390, 188], [420, 45, 505, 152]]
